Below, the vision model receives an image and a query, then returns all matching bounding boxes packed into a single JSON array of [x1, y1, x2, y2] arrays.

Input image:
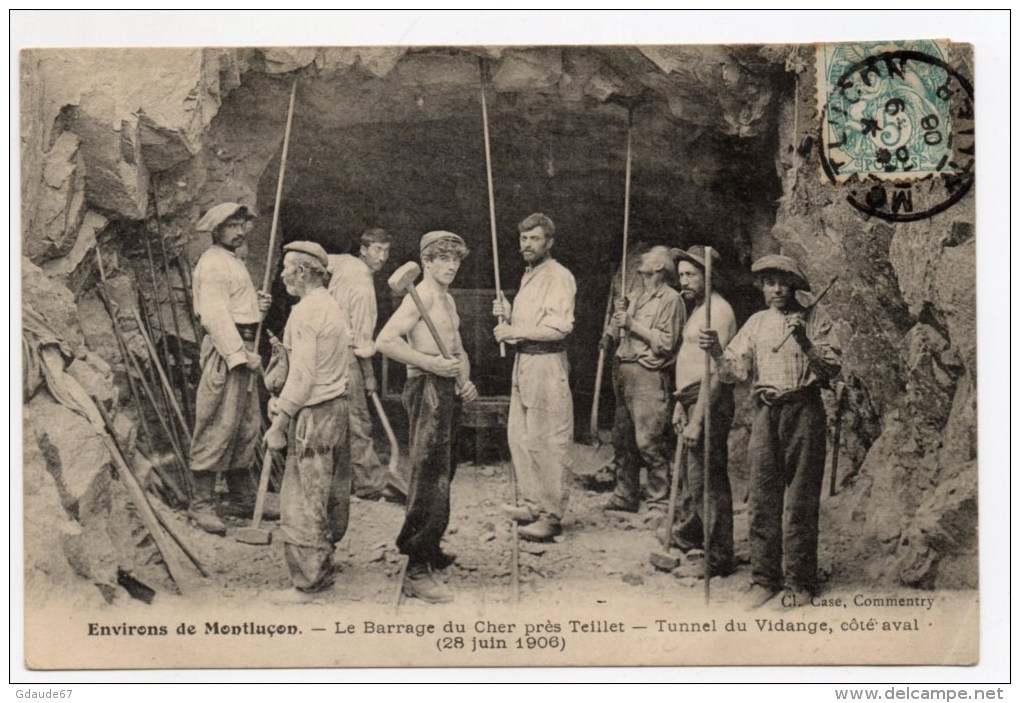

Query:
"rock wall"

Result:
[[21, 44, 977, 597], [770, 45, 977, 588]]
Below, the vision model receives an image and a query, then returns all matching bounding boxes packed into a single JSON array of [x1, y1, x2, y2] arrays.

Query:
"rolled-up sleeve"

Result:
[[538, 271, 577, 334], [645, 294, 685, 357], [716, 318, 755, 384]]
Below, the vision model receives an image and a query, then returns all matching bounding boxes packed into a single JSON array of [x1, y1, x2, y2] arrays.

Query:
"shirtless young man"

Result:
[[375, 231, 478, 604], [670, 245, 738, 577]]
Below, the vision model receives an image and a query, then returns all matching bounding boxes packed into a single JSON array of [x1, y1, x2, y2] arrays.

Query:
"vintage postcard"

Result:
[[19, 37, 981, 671]]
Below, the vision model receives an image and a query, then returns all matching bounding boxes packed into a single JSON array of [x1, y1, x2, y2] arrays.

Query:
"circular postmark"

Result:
[[820, 47, 974, 223]]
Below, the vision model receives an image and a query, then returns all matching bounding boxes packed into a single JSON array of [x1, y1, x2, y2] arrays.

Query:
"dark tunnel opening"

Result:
[[242, 71, 783, 439]]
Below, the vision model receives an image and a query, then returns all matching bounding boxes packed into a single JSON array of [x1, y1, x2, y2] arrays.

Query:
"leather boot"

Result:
[[501, 503, 537, 524], [188, 472, 226, 535], [220, 470, 281, 521], [518, 515, 562, 542], [402, 563, 454, 604]]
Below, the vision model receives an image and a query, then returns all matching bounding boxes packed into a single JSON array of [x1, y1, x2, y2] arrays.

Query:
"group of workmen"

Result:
[[186, 202, 840, 609]]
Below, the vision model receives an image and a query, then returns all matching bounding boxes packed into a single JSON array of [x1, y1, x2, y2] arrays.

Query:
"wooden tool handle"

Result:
[[250, 445, 275, 530], [406, 286, 453, 359], [478, 58, 506, 359]]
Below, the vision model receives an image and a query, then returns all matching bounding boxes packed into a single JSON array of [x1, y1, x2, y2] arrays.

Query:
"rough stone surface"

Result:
[[20, 43, 977, 597], [23, 258, 85, 355], [772, 45, 976, 588], [41, 210, 107, 290], [23, 131, 87, 264]]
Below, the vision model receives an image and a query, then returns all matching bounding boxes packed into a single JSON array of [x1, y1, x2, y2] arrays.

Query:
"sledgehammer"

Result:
[[235, 448, 276, 545], [387, 262, 454, 360]]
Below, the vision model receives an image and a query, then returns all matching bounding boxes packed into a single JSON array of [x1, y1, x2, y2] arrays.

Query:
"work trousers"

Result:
[[189, 336, 260, 474], [611, 361, 673, 509], [348, 358, 409, 497], [280, 395, 351, 592], [397, 374, 459, 566], [508, 352, 573, 522], [672, 382, 735, 573], [747, 390, 826, 593]]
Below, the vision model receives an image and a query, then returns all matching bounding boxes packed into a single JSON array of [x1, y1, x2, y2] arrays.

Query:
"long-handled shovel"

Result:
[[589, 271, 618, 446], [649, 436, 686, 572], [368, 389, 405, 494]]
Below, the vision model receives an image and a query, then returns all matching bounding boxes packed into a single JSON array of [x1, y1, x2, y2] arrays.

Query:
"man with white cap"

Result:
[[699, 254, 841, 608], [189, 203, 271, 535], [263, 241, 352, 593], [603, 245, 685, 514], [376, 231, 478, 604], [327, 227, 407, 502], [668, 244, 737, 577], [492, 213, 577, 542]]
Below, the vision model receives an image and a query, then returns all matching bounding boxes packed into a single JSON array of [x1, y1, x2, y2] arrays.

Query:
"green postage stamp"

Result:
[[817, 40, 975, 220]]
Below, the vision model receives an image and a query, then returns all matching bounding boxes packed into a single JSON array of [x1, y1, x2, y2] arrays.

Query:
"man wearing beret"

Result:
[[376, 231, 478, 604], [669, 245, 737, 577], [492, 213, 577, 542], [699, 254, 841, 608], [263, 241, 352, 593], [603, 245, 685, 515], [189, 203, 271, 535], [327, 227, 408, 502]]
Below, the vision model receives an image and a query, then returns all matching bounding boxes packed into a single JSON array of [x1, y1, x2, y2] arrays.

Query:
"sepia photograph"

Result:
[[11, 9, 1010, 688]]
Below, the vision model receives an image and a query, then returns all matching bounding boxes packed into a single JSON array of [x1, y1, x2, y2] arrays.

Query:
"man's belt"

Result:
[[236, 323, 258, 342], [754, 385, 820, 407], [517, 341, 565, 355]]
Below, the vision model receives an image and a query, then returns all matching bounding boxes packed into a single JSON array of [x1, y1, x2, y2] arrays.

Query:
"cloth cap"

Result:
[[420, 230, 466, 253], [196, 202, 255, 232], [283, 241, 329, 268], [750, 254, 811, 292], [676, 244, 721, 271]]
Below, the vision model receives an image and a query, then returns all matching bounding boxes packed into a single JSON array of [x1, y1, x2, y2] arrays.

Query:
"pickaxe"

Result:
[[772, 275, 839, 353]]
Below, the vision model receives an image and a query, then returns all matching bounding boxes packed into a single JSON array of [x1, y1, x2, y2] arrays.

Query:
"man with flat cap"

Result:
[[189, 203, 271, 535], [263, 241, 352, 594], [668, 245, 737, 577], [699, 254, 841, 608], [603, 245, 685, 515], [376, 231, 478, 604], [492, 213, 577, 542]]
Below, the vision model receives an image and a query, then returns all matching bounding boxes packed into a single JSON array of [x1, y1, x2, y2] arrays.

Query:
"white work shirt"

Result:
[[327, 253, 377, 359], [192, 245, 261, 369], [511, 258, 576, 335]]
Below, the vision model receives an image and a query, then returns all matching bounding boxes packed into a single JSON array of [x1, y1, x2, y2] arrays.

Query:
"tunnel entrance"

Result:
[[214, 48, 783, 432]]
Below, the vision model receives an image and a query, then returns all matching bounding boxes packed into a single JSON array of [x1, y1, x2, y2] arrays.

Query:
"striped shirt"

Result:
[[716, 304, 841, 393]]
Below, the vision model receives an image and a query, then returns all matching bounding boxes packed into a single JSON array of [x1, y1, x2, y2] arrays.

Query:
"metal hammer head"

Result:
[[388, 261, 421, 294], [235, 527, 272, 546]]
